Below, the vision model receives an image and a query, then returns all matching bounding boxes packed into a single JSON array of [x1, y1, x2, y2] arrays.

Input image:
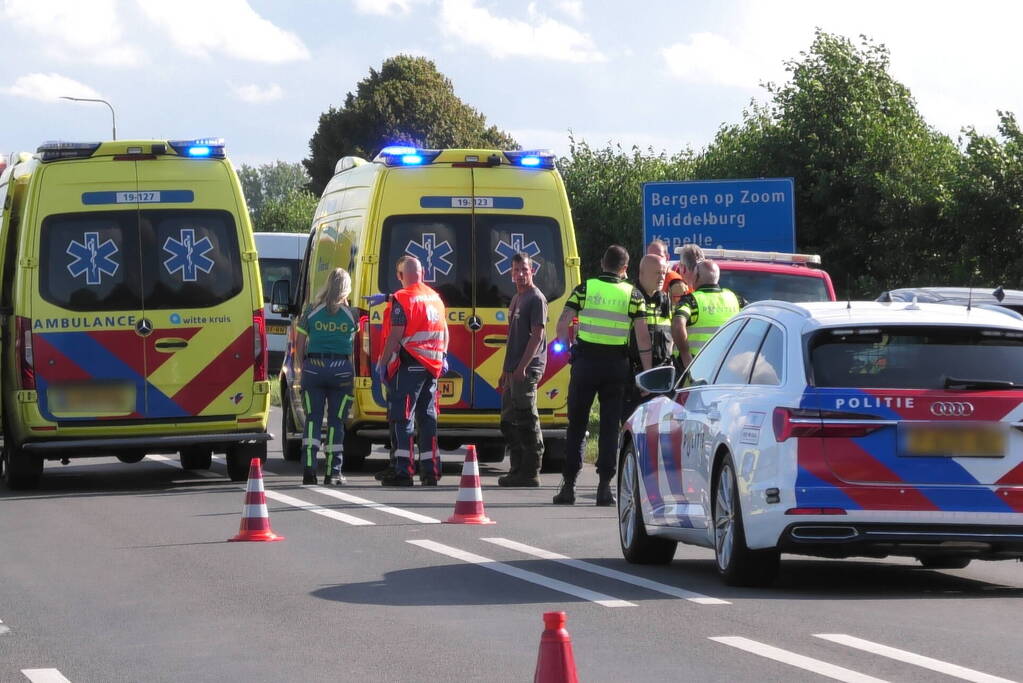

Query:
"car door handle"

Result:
[[155, 339, 189, 351], [483, 335, 507, 347]]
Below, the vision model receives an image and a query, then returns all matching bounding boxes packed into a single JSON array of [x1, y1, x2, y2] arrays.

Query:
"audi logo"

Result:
[[930, 401, 975, 417]]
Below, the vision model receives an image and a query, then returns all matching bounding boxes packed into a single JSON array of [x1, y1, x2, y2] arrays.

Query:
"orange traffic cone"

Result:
[[534, 612, 579, 683], [228, 458, 284, 542], [444, 445, 495, 525]]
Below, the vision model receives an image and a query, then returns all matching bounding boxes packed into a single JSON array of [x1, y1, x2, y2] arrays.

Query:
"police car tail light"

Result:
[[168, 138, 226, 159], [253, 310, 267, 381], [503, 150, 556, 169], [374, 146, 442, 166], [773, 407, 884, 442], [15, 316, 35, 390]]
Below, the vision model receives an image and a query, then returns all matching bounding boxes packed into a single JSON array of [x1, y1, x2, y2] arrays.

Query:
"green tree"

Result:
[[238, 161, 316, 233], [697, 31, 961, 296], [304, 55, 518, 194], [252, 188, 319, 235], [560, 135, 695, 278]]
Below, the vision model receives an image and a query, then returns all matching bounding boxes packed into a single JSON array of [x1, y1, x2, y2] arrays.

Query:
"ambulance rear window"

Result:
[[476, 215, 564, 307], [379, 214, 472, 307], [40, 209, 243, 312]]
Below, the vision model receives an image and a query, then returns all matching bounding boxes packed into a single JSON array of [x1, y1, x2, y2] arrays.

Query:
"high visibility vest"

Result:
[[576, 278, 634, 346], [687, 288, 740, 353], [387, 282, 447, 378], [646, 297, 674, 365]]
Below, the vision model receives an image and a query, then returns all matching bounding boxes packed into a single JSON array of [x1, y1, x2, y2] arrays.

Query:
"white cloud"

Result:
[[438, 0, 605, 63], [555, 0, 583, 22], [232, 83, 284, 103], [662, 32, 769, 90], [1, 0, 144, 66], [2, 73, 102, 102], [136, 0, 310, 63], [352, 0, 426, 16]]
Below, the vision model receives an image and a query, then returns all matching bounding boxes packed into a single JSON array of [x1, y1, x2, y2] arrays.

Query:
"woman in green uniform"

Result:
[[295, 268, 359, 486]]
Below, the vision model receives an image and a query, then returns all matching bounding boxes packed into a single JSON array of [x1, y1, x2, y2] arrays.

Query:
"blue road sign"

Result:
[[643, 178, 795, 255]]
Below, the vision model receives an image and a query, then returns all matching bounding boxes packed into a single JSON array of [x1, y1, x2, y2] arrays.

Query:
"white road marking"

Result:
[[709, 636, 888, 683], [21, 670, 72, 683], [407, 540, 636, 608], [263, 490, 374, 526], [0, 618, 8, 635], [148, 454, 374, 526], [308, 486, 441, 524], [480, 537, 730, 605], [815, 634, 1018, 683]]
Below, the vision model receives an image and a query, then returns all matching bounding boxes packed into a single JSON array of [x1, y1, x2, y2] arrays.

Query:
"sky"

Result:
[[2, 0, 1021, 169]]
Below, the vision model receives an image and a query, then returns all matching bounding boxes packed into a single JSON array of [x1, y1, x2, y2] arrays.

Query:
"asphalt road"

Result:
[[2, 406, 1022, 682]]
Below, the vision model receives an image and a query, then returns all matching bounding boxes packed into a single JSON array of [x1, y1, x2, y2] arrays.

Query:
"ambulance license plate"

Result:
[[49, 382, 136, 413], [900, 424, 1005, 458]]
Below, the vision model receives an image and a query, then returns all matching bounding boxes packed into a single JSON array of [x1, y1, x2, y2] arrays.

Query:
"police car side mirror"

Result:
[[635, 366, 676, 394], [270, 279, 292, 315]]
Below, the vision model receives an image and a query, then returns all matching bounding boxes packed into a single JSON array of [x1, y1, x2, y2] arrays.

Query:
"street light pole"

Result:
[[59, 96, 117, 140]]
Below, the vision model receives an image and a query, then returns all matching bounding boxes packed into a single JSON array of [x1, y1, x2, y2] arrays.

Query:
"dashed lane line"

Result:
[[307, 486, 441, 524], [147, 454, 375, 526], [21, 670, 72, 683], [814, 634, 1018, 683], [407, 539, 636, 608], [709, 636, 888, 683], [481, 537, 729, 605]]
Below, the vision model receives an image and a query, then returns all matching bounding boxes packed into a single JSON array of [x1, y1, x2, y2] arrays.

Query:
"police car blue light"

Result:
[[551, 340, 565, 353]]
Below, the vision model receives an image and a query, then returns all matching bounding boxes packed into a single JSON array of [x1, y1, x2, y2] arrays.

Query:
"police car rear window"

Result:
[[720, 270, 829, 304], [40, 210, 243, 312], [809, 325, 1023, 389]]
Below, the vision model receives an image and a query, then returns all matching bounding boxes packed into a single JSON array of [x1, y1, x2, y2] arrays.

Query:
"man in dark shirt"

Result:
[[498, 252, 548, 487]]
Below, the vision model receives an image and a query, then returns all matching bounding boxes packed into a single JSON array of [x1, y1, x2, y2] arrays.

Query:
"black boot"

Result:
[[595, 477, 616, 507], [552, 476, 576, 505]]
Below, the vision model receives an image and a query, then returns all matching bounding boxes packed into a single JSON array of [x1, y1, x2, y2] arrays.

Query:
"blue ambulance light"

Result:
[[374, 146, 441, 167], [168, 137, 226, 159], [552, 340, 565, 353], [504, 149, 556, 169]]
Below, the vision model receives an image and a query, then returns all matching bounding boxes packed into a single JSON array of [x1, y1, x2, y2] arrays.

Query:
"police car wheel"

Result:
[[713, 458, 779, 587], [180, 447, 212, 470], [227, 442, 268, 481], [281, 400, 301, 462], [618, 442, 676, 564], [2, 444, 42, 490]]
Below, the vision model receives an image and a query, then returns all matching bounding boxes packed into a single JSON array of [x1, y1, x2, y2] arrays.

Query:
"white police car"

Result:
[[618, 300, 1023, 586]]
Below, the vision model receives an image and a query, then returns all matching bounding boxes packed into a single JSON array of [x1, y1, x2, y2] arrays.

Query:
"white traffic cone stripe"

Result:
[[244, 504, 269, 519], [457, 487, 484, 502]]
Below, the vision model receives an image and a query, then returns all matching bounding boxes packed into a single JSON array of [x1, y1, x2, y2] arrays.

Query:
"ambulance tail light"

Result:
[[15, 316, 35, 390], [773, 407, 885, 442], [253, 310, 267, 381], [168, 138, 226, 159]]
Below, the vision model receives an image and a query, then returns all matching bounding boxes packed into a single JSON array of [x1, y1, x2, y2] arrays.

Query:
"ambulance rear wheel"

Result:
[[180, 446, 212, 470], [227, 441, 268, 481], [342, 435, 371, 472], [281, 402, 302, 462], [2, 444, 42, 490]]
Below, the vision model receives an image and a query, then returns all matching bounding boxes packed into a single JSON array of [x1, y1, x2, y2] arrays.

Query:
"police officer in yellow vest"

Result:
[[554, 245, 652, 506], [672, 259, 741, 368]]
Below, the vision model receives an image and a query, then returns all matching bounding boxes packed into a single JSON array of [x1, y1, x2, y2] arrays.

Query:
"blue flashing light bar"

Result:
[[551, 340, 565, 353], [504, 149, 556, 169], [375, 146, 441, 166], [37, 141, 102, 162], [168, 137, 226, 159]]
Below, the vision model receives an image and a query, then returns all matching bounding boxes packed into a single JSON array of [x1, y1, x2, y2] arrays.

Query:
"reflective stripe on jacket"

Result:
[[388, 282, 447, 378]]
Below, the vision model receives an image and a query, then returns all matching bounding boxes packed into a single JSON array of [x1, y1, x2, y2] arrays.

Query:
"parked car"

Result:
[[878, 286, 1023, 316], [672, 248, 836, 304], [617, 299, 1023, 586]]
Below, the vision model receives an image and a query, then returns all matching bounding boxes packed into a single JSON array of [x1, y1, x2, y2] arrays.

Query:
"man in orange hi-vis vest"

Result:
[[375, 256, 449, 486]]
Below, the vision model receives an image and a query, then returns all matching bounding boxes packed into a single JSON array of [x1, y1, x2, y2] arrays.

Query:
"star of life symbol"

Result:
[[163, 228, 215, 281], [67, 232, 119, 286], [404, 232, 453, 283], [494, 233, 540, 275]]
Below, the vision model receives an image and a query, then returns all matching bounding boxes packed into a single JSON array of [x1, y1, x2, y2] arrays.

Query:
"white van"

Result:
[[255, 232, 309, 373]]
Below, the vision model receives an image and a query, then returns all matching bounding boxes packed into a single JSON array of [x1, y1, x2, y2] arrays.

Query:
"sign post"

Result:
[[643, 178, 795, 255]]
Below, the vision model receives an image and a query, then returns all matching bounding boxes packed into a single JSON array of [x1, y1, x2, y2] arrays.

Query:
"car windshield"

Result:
[[809, 325, 1023, 389], [720, 269, 829, 303]]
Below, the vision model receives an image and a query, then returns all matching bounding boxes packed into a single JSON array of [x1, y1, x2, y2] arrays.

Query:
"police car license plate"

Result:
[[900, 424, 1005, 457], [267, 324, 287, 335], [49, 382, 136, 413]]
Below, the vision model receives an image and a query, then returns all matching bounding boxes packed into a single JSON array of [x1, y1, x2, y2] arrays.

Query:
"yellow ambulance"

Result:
[[274, 147, 579, 469], [0, 139, 270, 489]]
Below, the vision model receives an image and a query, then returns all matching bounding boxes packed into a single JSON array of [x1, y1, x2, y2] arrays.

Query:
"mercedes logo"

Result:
[[135, 318, 154, 337], [467, 315, 483, 332], [930, 401, 975, 417]]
